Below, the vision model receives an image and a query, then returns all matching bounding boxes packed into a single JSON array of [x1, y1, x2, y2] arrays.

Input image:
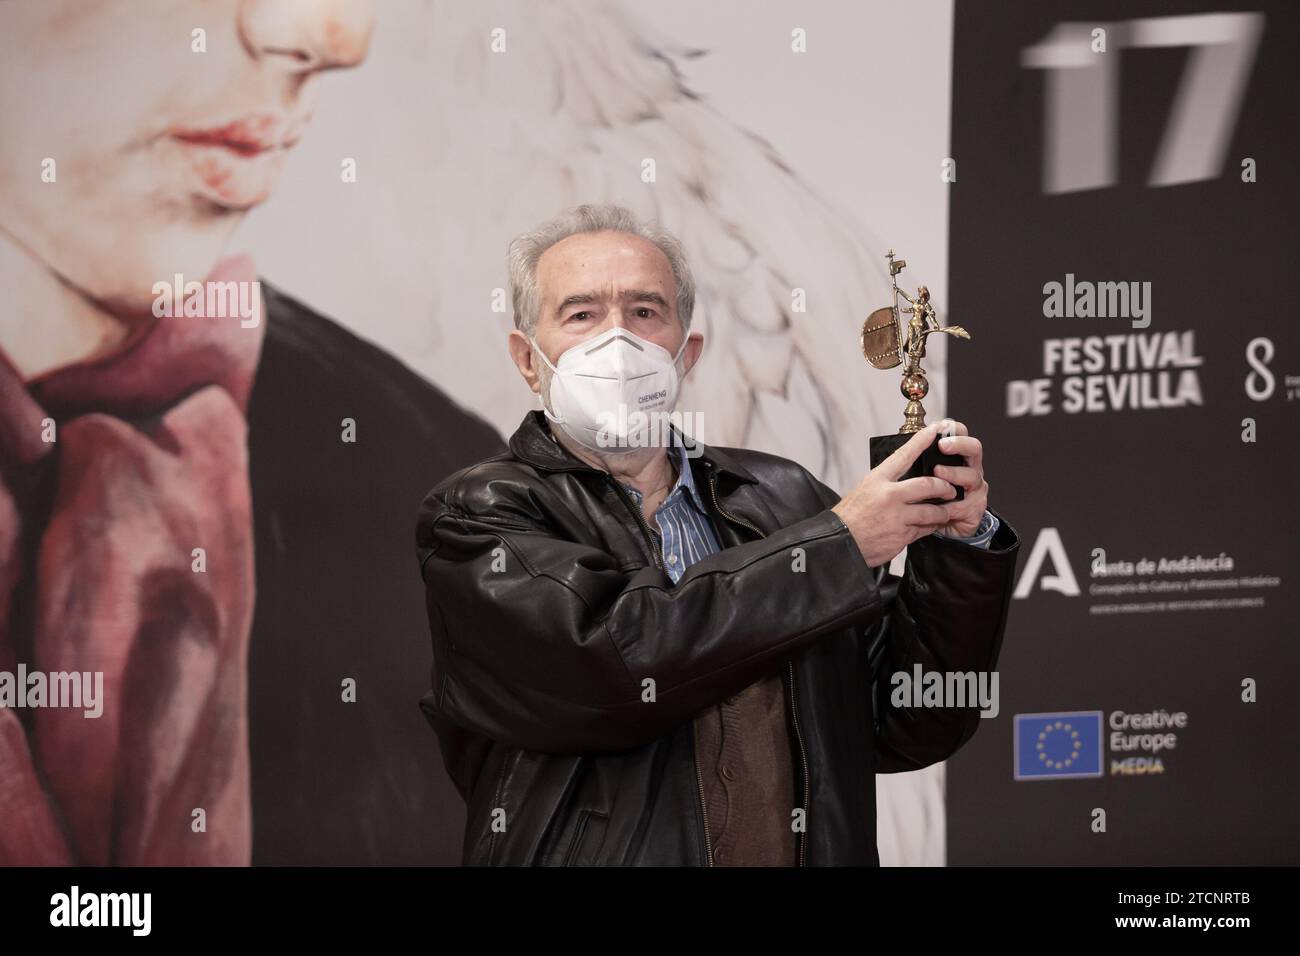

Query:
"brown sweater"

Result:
[[692, 670, 798, 866]]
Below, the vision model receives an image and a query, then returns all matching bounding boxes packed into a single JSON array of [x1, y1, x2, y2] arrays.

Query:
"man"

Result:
[[415, 203, 1019, 866]]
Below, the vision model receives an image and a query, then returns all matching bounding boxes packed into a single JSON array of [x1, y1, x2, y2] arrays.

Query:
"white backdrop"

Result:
[[238, 0, 957, 865]]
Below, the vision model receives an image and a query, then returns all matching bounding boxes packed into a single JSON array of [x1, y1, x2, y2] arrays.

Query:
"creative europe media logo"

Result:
[[1014, 709, 1187, 780]]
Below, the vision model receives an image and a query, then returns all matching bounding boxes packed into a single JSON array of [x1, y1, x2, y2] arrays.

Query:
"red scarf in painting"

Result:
[[0, 255, 264, 865]]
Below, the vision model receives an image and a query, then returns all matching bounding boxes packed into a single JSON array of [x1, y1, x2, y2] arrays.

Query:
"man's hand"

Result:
[[931, 418, 989, 538], [831, 421, 959, 568]]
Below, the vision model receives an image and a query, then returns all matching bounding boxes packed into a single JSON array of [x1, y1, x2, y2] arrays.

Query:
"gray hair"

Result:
[[507, 203, 695, 338]]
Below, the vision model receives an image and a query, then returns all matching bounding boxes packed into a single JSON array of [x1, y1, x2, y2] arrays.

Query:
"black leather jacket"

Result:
[[415, 410, 1020, 865]]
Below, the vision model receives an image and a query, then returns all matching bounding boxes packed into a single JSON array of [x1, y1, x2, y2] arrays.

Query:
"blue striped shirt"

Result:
[[619, 443, 721, 582]]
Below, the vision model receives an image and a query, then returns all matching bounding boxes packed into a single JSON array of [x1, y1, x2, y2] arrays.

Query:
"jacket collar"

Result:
[[508, 409, 759, 485]]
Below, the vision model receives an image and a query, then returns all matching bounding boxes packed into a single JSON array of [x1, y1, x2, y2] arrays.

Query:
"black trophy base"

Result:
[[869, 431, 965, 503]]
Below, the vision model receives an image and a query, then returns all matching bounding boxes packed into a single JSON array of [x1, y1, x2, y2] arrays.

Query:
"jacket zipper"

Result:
[[691, 724, 715, 867], [785, 662, 810, 868], [609, 475, 718, 865], [706, 468, 811, 868], [608, 476, 665, 571]]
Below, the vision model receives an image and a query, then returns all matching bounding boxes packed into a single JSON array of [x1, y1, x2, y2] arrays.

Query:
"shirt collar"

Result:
[[618, 439, 701, 511]]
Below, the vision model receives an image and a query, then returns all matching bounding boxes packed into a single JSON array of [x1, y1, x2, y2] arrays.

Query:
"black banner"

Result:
[[947, 0, 1299, 864]]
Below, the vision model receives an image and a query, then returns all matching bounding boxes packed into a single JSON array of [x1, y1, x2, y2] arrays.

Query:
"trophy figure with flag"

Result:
[[861, 250, 972, 500]]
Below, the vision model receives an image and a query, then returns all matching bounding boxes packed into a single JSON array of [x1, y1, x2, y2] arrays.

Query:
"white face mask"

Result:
[[531, 325, 690, 452]]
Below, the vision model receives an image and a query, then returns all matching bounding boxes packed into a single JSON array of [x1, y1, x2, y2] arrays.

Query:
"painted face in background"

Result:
[[0, 0, 376, 316]]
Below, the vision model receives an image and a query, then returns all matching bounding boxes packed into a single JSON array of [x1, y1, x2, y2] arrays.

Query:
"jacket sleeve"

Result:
[[415, 470, 887, 755], [801, 471, 1020, 773]]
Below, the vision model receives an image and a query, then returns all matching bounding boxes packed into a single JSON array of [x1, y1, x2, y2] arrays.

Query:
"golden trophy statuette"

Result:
[[862, 249, 971, 499]]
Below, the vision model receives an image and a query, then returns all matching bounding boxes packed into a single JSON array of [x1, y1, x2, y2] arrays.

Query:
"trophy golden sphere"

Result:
[[901, 371, 928, 401]]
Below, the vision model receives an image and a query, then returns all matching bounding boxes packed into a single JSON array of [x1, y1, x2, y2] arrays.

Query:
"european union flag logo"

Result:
[[1014, 711, 1103, 780]]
